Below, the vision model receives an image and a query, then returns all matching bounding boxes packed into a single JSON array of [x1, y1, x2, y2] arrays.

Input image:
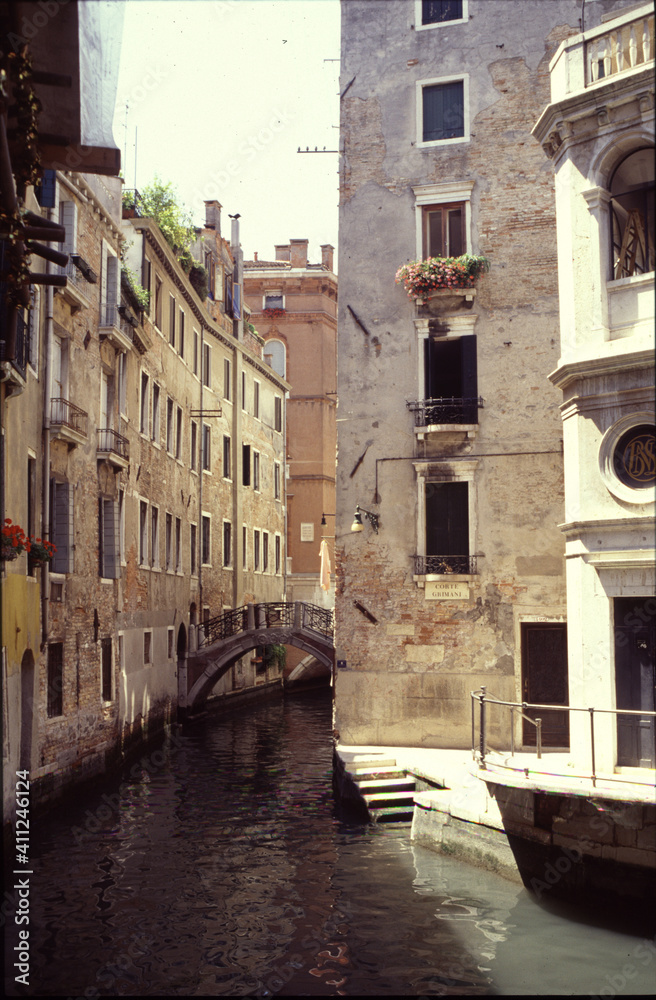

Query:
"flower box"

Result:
[[395, 254, 490, 301]]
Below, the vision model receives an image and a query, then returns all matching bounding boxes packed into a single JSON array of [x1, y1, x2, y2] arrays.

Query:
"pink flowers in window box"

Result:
[[395, 254, 490, 300]]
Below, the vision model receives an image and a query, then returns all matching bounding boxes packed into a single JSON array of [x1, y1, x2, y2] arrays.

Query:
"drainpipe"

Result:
[[41, 211, 54, 649], [198, 325, 204, 619], [283, 389, 288, 602]]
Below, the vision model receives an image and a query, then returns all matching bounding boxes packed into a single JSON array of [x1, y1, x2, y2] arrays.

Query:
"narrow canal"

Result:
[[5, 691, 656, 996]]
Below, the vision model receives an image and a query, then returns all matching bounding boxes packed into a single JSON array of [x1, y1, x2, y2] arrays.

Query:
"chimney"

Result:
[[230, 216, 240, 249], [254, 251, 258, 262], [289, 239, 308, 268], [275, 244, 291, 262], [320, 244, 334, 272], [204, 200, 222, 233]]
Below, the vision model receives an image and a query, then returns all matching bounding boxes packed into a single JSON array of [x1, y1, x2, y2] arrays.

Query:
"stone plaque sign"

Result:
[[425, 581, 470, 600]]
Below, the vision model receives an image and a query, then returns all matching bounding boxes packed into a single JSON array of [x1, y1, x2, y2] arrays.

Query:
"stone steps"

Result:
[[350, 758, 416, 825]]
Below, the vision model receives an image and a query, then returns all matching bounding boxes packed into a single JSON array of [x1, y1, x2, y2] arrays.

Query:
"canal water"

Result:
[[5, 691, 656, 997]]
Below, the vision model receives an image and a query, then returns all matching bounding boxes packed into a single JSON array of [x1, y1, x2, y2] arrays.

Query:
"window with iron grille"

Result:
[[47, 642, 63, 717]]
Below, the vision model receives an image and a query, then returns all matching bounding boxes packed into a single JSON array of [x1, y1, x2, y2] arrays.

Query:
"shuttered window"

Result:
[[51, 481, 74, 573], [47, 643, 64, 717], [101, 637, 112, 702], [99, 498, 120, 579], [426, 482, 469, 557], [422, 81, 464, 142]]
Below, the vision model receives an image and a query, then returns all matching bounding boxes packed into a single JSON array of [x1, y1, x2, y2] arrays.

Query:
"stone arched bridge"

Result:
[[181, 602, 334, 712]]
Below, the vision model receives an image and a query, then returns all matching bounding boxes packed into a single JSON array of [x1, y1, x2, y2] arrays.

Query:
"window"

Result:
[[275, 535, 281, 574], [27, 287, 39, 374], [274, 462, 281, 500], [424, 480, 471, 574], [203, 342, 211, 387], [224, 357, 231, 400], [423, 335, 478, 422], [101, 637, 112, 702], [253, 380, 260, 419], [140, 500, 148, 565], [47, 642, 63, 717], [202, 515, 211, 565], [422, 202, 465, 258], [265, 340, 286, 379], [417, 0, 466, 28], [242, 444, 251, 486], [418, 76, 468, 145], [254, 529, 260, 570], [193, 329, 199, 376], [191, 421, 198, 471], [169, 295, 176, 347], [151, 506, 159, 568], [202, 424, 211, 471], [151, 383, 160, 442], [223, 521, 232, 567], [179, 308, 185, 358], [99, 498, 120, 579], [263, 532, 269, 572], [166, 397, 174, 453], [264, 292, 283, 310], [253, 451, 260, 490], [144, 631, 152, 665], [274, 396, 283, 433], [100, 245, 119, 327], [119, 488, 125, 565], [176, 406, 183, 460], [223, 435, 231, 479], [241, 371, 246, 409], [50, 480, 74, 573], [242, 525, 247, 568], [165, 512, 173, 570], [610, 148, 655, 280], [154, 275, 163, 329], [118, 352, 127, 416], [140, 372, 149, 434], [143, 258, 152, 309], [168, 628, 174, 660], [191, 522, 197, 575], [175, 516, 182, 571]]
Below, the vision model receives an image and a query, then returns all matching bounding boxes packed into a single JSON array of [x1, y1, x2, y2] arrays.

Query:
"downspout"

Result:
[[283, 387, 288, 602], [41, 211, 54, 649], [198, 325, 204, 618]]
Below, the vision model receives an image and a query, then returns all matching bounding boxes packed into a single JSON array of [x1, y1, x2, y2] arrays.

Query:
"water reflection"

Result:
[[4, 692, 655, 996]]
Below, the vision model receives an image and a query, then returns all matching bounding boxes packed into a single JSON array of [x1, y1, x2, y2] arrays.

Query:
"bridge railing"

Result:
[[193, 601, 334, 650]]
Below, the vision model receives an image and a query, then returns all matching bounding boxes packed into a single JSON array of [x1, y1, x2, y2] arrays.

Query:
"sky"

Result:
[[112, 0, 341, 269]]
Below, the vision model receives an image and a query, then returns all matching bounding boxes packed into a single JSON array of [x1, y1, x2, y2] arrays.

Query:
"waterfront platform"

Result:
[[335, 744, 656, 903]]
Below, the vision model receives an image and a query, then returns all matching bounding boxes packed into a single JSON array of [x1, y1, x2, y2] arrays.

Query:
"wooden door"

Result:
[[614, 598, 656, 768], [521, 623, 569, 748]]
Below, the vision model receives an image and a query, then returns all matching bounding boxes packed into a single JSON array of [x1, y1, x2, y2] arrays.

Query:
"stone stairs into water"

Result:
[[348, 757, 417, 824]]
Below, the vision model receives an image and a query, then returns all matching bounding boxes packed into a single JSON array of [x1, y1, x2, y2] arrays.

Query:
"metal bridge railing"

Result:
[[471, 686, 656, 789], [194, 601, 334, 651]]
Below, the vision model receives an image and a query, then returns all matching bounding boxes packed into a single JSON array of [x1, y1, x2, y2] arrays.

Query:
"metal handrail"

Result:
[[414, 554, 477, 575], [194, 601, 335, 650], [97, 428, 129, 460], [471, 686, 656, 788]]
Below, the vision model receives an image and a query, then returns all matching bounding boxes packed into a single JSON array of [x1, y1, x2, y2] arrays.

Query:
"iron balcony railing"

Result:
[[97, 428, 129, 460], [58, 259, 85, 291], [471, 686, 656, 789], [50, 397, 88, 436], [1, 312, 29, 378], [101, 302, 119, 328], [586, 10, 654, 85], [407, 397, 483, 426], [414, 554, 477, 575]]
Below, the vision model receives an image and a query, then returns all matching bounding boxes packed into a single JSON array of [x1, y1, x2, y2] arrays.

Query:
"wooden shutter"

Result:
[[51, 481, 74, 573], [101, 498, 119, 579], [426, 481, 468, 556], [59, 200, 77, 256], [105, 254, 119, 325], [460, 335, 478, 421]]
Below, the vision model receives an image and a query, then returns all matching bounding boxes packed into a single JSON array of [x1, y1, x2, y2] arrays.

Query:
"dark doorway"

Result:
[[614, 597, 656, 767], [424, 335, 477, 423], [177, 623, 187, 660], [521, 623, 569, 748]]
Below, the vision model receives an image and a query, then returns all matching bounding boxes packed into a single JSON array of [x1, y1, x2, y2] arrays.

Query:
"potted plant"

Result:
[[1, 519, 28, 560], [28, 537, 56, 564], [262, 307, 286, 320], [395, 253, 490, 301]]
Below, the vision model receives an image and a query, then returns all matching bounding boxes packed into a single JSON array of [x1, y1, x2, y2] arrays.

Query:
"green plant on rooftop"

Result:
[[139, 177, 197, 273]]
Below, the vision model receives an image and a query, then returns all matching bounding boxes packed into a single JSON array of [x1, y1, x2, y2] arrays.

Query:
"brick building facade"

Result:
[[333, 0, 639, 749]]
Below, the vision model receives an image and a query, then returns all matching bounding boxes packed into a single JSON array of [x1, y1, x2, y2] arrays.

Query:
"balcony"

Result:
[[57, 260, 92, 313], [99, 303, 133, 352], [0, 312, 28, 394], [549, 5, 654, 100], [407, 397, 483, 440], [97, 428, 130, 469], [50, 397, 88, 447], [414, 554, 477, 576]]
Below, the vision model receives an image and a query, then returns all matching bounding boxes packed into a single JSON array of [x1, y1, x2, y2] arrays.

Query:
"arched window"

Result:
[[264, 339, 286, 379], [610, 147, 655, 280]]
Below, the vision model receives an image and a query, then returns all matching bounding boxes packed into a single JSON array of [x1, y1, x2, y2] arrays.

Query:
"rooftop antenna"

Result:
[[123, 101, 129, 177], [134, 126, 138, 191]]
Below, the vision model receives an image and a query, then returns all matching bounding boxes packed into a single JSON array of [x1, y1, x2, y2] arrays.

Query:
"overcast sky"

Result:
[[112, 0, 341, 268]]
